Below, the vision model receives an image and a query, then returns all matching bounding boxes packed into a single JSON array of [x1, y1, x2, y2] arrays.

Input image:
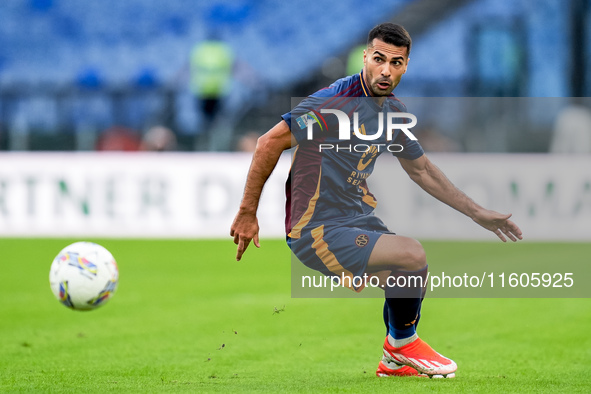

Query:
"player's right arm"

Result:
[[230, 120, 295, 261]]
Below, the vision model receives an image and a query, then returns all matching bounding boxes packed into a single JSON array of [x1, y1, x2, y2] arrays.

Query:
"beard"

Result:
[[369, 77, 398, 96]]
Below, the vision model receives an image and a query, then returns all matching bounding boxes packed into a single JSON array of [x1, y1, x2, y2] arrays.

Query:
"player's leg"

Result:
[[367, 234, 427, 341], [368, 236, 428, 377], [289, 226, 454, 377], [368, 234, 456, 378], [366, 234, 427, 272]]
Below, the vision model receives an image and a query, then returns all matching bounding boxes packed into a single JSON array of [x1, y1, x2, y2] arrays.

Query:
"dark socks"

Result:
[[383, 265, 428, 340]]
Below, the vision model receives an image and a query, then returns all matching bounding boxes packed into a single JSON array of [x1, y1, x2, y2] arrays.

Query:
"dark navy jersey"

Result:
[[282, 71, 424, 237]]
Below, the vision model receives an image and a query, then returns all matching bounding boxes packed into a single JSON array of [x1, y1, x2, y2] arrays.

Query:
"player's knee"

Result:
[[405, 239, 426, 271]]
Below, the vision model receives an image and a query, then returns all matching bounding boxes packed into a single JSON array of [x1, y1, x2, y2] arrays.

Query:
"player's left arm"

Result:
[[398, 154, 523, 242]]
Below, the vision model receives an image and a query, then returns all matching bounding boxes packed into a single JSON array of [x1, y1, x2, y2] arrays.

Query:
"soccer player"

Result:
[[230, 23, 522, 378]]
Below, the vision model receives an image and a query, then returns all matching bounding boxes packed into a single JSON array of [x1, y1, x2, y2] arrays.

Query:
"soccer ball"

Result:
[[49, 242, 119, 311]]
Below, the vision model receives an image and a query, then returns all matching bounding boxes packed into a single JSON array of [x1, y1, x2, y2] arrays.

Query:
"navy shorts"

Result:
[[288, 215, 393, 292]]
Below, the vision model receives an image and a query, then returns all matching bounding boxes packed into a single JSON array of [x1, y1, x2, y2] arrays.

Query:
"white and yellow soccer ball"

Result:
[[49, 242, 119, 311]]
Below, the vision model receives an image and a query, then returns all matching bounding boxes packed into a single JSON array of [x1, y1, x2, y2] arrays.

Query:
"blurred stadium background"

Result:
[[1, 0, 590, 240], [1, 2, 590, 391], [0, 0, 590, 152]]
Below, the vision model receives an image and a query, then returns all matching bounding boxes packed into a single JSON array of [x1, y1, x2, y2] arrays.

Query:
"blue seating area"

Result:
[[399, 0, 573, 98], [0, 0, 412, 139], [0, 0, 410, 88], [0, 0, 587, 151]]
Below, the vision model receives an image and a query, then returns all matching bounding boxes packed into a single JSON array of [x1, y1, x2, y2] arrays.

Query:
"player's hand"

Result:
[[230, 210, 261, 261], [472, 209, 523, 242]]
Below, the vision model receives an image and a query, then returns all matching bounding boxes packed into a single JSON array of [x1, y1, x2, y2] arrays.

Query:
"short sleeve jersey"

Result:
[[282, 71, 424, 237]]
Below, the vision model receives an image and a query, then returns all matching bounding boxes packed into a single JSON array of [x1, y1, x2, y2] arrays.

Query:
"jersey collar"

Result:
[[359, 70, 371, 97]]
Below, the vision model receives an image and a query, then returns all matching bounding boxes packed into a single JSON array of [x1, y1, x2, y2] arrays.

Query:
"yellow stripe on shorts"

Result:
[[310, 224, 364, 292]]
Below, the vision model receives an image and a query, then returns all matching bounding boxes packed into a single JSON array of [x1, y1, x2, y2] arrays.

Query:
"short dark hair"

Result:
[[367, 23, 412, 55]]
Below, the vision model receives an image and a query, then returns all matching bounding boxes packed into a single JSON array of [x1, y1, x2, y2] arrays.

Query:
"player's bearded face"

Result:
[[363, 39, 409, 97]]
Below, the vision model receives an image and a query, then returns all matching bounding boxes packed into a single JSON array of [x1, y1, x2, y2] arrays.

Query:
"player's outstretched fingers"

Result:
[[508, 220, 523, 241], [494, 228, 507, 242], [501, 226, 517, 242], [253, 233, 260, 248]]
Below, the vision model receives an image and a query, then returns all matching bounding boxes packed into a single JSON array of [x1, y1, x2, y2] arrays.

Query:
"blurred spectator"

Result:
[[95, 126, 141, 151], [346, 44, 366, 76], [140, 125, 178, 152], [190, 34, 235, 149], [549, 104, 591, 154], [236, 131, 260, 152]]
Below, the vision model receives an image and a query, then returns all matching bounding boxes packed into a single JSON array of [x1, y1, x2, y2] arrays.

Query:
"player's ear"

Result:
[[403, 56, 409, 74], [363, 49, 367, 65]]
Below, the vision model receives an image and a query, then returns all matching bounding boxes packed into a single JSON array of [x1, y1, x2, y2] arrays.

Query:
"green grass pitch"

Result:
[[1, 238, 590, 393]]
